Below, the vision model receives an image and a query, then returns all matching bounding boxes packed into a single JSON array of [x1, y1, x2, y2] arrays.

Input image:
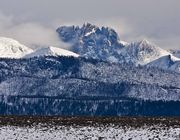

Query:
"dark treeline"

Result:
[[0, 96, 180, 116]]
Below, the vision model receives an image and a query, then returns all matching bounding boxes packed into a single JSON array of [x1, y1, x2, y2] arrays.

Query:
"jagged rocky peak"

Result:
[[81, 23, 99, 35], [56, 23, 99, 42], [56, 25, 79, 42], [0, 37, 33, 58], [120, 39, 171, 65], [135, 39, 168, 53], [56, 23, 120, 45], [138, 39, 151, 46], [56, 23, 124, 61], [132, 39, 158, 50], [132, 39, 171, 53]]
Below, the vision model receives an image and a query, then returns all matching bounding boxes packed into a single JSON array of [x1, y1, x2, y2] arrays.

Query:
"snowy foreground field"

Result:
[[1, 125, 180, 140], [0, 117, 180, 140]]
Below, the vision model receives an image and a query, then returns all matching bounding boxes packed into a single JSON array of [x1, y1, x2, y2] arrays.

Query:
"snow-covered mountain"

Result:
[[25, 46, 79, 58], [0, 34, 180, 115], [56, 24, 175, 66], [121, 40, 180, 72], [120, 39, 171, 65], [0, 56, 179, 101], [0, 37, 33, 58], [0, 25, 179, 75], [56, 23, 124, 62]]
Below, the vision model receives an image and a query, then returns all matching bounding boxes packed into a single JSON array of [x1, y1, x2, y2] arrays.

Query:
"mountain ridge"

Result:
[[56, 23, 180, 72], [0, 24, 179, 74], [24, 46, 79, 58], [0, 37, 33, 58]]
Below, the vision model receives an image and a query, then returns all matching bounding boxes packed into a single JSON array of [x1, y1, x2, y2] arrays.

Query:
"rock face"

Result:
[[56, 23, 124, 62], [57, 24, 180, 73], [0, 37, 33, 58], [119, 39, 171, 65]]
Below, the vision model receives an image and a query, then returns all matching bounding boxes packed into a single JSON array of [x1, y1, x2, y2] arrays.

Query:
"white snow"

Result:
[[1, 36, 180, 74], [169, 49, 180, 58], [120, 39, 172, 65], [148, 54, 180, 73], [0, 37, 79, 59], [24, 46, 79, 58], [0, 37, 33, 58], [171, 54, 180, 61], [0, 125, 179, 140], [119, 40, 129, 46], [84, 28, 96, 36]]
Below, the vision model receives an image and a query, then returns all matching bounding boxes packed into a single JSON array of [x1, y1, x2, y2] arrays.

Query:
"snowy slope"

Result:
[[1, 125, 180, 140], [57, 24, 175, 65], [169, 61, 180, 73], [119, 39, 171, 65], [119, 40, 129, 46], [25, 46, 79, 58], [148, 55, 180, 73], [169, 49, 180, 58], [0, 37, 33, 58]]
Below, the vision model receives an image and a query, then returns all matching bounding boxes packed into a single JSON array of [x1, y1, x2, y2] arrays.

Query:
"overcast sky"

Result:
[[0, 0, 180, 49]]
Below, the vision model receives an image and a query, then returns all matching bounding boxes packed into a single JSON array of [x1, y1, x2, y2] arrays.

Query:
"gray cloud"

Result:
[[0, 0, 180, 49], [0, 12, 69, 49]]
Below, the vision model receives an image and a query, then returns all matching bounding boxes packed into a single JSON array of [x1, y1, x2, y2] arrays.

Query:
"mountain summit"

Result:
[[57, 24, 175, 65], [119, 39, 171, 65], [0, 24, 179, 73], [25, 46, 79, 58], [0, 37, 33, 58], [0, 37, 79, 59], [56, 23, 124, 62]]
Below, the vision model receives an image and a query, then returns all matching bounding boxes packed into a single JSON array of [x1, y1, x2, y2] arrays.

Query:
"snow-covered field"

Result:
[[0, 124, 180, 140], [0, 117, 180, 140]]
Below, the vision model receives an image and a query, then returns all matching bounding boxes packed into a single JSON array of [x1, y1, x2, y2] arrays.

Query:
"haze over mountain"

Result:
[[0, 0, 180, 50], [57, 24, 180, 72], [0, 37, 33, 58], [0, 23, 180, 74]]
